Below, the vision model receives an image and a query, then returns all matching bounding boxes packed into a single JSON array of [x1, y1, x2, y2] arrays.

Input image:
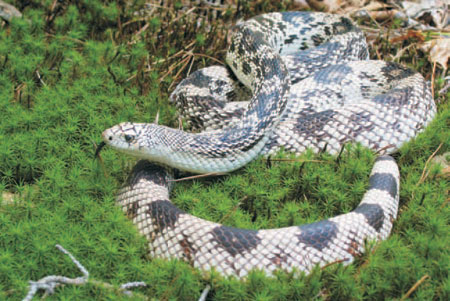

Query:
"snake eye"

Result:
[[124, 134, 134, 143]]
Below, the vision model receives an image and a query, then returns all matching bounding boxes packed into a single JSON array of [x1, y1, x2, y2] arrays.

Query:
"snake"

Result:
[[98, 12, 436, 278]]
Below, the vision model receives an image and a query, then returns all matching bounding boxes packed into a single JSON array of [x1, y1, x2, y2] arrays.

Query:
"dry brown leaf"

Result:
[[292, 0, 310, 10], [442, 166, 450, 177], [0, 0, 22, 22], [390, 30, 426, 44], [401, 0, 448, 29], [431, 152, 450, 178], [1, 185, 39, 206], [421, 38, 450, 70], [1, 191, 17, 205], [306, 0, 342, 12]]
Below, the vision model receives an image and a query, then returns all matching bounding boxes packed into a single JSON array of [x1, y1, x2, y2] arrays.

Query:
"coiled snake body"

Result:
[[101, 12, 436, 277]]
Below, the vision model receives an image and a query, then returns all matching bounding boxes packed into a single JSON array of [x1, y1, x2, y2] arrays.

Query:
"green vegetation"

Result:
[[0, 1, 448, 300]]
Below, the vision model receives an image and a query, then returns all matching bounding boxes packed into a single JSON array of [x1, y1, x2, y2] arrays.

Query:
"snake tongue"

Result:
[[95, 141, 107, 158]]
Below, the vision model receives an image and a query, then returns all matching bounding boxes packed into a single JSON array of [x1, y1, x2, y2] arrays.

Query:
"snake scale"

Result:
[[99, 12, 436, 278]]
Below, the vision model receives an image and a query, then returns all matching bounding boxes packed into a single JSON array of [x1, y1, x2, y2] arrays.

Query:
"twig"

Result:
[[187, 54, 196, 76], [55, 244, 89, 277], [159, 56, 191, 82], [23, 244, 88, 301], [354, 241, 380, 277], [417, 143, 443, 185], [391, 43, 415, 61], [400, 274, 430, 300], [34, 70, 46, 86], [218, 197, 245, 224], [335, 143, 347, 164], [22, 245, 146, 300], [150, 41, 196, 66], [107, 66, 118, 84], [431, 61, 436, 96], [160, 273, 181, 300], [126, 42, 199, 82], [438, 76, 450, 95], [375, 144, 396, 155], [263, 158, 328, 163], [45, 0, 58, 23], [170, 172, 228, 182], [440, 197, 449, 209], [320, 259, 347, 270], [198, 285, 211, 301], [168, 55, 193, 90], [189, 52, 225, 65], [45, 33, 85, 45], [90, 280, 147, 297], [121, 282, 147, 297], [133, 22, 150, 38], [166, 7, 197, 27]]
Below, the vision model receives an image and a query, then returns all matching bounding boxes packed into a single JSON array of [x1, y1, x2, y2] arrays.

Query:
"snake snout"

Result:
[[102, 129, 113, 143]]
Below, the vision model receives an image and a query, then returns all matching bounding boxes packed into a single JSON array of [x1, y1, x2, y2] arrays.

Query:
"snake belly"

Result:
[[104, 12, 436, 278]]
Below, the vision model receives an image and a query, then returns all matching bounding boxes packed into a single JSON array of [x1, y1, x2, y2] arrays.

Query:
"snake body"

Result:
[[117, 156, 399, 277], [102, 12, 436, 277]]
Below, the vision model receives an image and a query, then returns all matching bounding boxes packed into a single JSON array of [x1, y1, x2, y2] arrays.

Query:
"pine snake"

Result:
[[99, 12, 436, 277]]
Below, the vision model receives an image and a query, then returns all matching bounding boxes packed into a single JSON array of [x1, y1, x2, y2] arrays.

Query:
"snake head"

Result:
[[101, 122, 168, 160]]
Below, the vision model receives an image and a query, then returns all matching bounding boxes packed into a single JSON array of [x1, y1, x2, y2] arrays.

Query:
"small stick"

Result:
[[22, 245, 147, 300], [319, 142, 328, 154], [55, 244, 89, 277], [23, 245, 89, 301], [187, 55, 196, 76], [438, 76, 450, 95], [178, 116, 183, 130], [132, 22, 150, 39], [107, 66, 118, 84], [189, 52, 225, 65], [400, 274, 430, 300], [375, 144, 395, 155], [417, 142, 443, 185], [119, 282, 147, 296], [320, 259, 347, 270], [154, 110, 160, 124], [354, 242, 380, 277], [166, 7, 197, 27], [169, 55, 193, 90], [263, 158, 328, 163], [439, 197, 449, 209], [35, 70, 46, 86], [170, 172, 228, 182], [431, 61, 436, 96], [218, 198, 245, 224], [159, 56, 191, 82], [266, 155, 272, 168], [198, 285, 211, 301], [335, 143, 347, 164]]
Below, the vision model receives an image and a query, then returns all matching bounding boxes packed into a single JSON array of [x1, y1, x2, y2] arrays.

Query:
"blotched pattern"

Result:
[[117, 157, 400, 278]]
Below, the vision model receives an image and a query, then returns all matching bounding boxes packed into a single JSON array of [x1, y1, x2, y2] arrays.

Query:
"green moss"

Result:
[[0, 1, 448, 300]]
